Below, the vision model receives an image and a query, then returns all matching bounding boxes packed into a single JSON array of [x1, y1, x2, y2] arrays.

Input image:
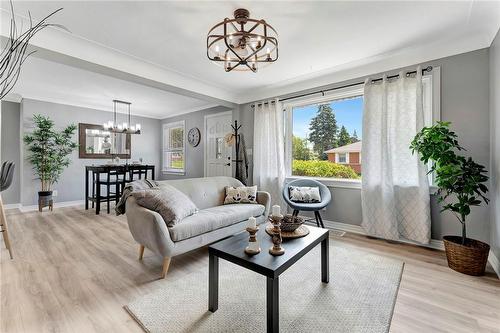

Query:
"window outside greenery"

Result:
[[291, 96, 363, 179], [163, 123, 185, 173]]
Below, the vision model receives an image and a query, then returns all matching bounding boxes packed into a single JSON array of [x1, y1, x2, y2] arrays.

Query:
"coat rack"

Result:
[[231, 120, 243, 182]]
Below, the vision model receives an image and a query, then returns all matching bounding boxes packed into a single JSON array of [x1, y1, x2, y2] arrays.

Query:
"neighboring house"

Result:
[[324, 141, 362, 174]]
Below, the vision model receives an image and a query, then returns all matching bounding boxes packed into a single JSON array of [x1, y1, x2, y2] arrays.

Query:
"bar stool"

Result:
[[128, 165, 148, 182], [92, 168, 126, 214], [0, 161, 15, 259]]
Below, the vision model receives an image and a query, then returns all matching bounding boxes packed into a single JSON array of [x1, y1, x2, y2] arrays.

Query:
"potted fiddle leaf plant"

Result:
[[23, 115, 78, 211], [410, 121, 490, 276]]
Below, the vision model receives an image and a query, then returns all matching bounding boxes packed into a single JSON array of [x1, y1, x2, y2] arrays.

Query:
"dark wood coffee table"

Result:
[[208, 225, 329, 333]]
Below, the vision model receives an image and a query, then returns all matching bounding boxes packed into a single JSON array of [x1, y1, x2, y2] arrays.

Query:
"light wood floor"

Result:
[[1, 206, 499, 333]]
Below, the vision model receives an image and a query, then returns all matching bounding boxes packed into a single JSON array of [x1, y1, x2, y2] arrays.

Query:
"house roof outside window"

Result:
[[324, 141, 362, 154]]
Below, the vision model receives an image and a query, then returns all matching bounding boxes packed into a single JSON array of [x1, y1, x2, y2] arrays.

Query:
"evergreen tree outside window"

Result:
[[288, 94, 363, 180]]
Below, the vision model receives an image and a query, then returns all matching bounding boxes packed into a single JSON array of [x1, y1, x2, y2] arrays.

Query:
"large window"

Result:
[[284, 71, 438, 185], [285, 86, 364, 181], [163, 121, 185, 174]]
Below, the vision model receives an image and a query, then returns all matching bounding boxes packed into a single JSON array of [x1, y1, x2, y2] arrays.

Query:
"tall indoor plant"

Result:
[[23, 115, 78, 210], [410, 121, 490, 275]]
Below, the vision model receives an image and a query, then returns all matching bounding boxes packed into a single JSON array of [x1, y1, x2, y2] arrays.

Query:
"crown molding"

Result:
[[236, 31, 493, 104]]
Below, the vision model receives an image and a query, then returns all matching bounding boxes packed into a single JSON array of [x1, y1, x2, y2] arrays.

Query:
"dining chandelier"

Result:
[[206, 8, 278, 73], [103, 100, 141, 134]]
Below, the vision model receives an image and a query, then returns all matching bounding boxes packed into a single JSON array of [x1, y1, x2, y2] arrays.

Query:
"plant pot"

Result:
[[443, 236, 490, 276], [38, 191, 53, 212]]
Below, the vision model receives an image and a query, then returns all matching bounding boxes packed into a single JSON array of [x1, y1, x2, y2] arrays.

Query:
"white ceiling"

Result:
[[2, 1, 500, 106], [9, 56, 216, 119]]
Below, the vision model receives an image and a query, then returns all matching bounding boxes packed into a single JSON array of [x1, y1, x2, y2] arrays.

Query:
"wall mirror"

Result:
[[78, 123, 131, 159]]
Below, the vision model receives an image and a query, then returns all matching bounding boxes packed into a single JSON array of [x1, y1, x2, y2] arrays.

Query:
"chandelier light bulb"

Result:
[[105, 100, 140, 135]]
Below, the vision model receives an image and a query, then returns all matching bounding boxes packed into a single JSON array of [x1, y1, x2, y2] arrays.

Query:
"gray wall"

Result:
[[0, 101, 21, 205], [20, 99, 161, 206], [490, 30, 500, 263], [239, 48, 491, 242], [160, 106, 233, 180]]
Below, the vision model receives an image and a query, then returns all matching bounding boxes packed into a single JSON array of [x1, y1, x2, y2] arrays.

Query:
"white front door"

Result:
[[205, 112, 233, 177]]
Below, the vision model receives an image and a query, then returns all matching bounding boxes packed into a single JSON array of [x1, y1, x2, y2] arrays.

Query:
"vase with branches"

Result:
[[1, 0, 63, 99], [23, 115, 77, 210], [410, 121, 490, 275]]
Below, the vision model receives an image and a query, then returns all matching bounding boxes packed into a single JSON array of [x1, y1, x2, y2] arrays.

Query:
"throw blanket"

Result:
[[115, 179, 158, 215]]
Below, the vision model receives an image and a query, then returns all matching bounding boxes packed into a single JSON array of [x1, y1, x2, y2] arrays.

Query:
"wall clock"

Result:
[[188, 127, 201, 147]]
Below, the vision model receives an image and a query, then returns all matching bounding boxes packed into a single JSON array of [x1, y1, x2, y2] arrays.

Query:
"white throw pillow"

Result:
[[289, 186, 321, 203], [224, 186, 258, 204]]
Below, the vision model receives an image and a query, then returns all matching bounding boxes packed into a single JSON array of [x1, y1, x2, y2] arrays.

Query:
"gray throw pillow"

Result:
[[131, 185, 198, 227]]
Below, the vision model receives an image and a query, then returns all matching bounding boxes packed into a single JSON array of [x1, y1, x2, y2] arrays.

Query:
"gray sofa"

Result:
[[125, 176, 270, 278]]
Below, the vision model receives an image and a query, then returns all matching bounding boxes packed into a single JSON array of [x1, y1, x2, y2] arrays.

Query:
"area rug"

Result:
[[125, 245, 404, 333]]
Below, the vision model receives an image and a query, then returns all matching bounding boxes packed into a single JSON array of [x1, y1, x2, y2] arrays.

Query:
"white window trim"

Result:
[[284, 85, 364, 186], [335, 152, 349, 164], [284, 67, 441, 189], [162, 120, 186, 175]]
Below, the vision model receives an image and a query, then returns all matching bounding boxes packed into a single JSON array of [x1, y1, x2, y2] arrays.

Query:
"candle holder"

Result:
[[244, 227, 261, 255], [269, 215, 285, 256]]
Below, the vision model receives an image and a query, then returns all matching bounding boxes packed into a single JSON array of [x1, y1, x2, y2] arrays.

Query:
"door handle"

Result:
[[226, 163, 231, 166]]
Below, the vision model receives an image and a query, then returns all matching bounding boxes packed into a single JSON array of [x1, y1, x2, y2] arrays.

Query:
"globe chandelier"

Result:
[[207, 8, 278, 73]]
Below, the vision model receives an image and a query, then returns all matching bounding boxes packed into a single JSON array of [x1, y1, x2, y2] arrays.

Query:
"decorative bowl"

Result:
[[279, 214, 304, 232]]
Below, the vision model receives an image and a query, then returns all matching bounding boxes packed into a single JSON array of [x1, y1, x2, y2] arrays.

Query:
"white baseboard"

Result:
[[489, 250, 500, 278], [18, 200, 84, 212], [320, 218, 445, 250], [3, 203, 21, 210], [320, 218, 499, 278]]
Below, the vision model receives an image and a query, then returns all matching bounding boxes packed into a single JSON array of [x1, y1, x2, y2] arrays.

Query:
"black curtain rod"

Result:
[[279, 66, 432, 103], [251, 66, 433, 107]]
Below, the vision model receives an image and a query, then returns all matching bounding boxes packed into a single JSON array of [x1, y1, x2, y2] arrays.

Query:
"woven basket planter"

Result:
[[443, 236, 490, 276]]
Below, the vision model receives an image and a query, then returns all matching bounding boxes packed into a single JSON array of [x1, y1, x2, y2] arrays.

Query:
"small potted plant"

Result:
[[23, 115, 78, 211], [410, 121, 489, 276]]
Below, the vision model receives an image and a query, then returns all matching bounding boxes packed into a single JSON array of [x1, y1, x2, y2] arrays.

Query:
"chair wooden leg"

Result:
[[107, 184, 110, 214], [0, 197, 13, 259], [161, 257, 171, 279], [138, 245, 145, 260]]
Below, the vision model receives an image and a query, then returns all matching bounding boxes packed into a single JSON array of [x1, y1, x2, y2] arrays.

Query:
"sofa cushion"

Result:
[[157, 177, 245, 210], [131, 186, 198, 227], [169, 204, 265, 242]]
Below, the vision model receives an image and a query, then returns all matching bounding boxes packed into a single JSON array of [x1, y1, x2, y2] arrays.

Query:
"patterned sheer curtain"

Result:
[[253, 99, 286, 208], [361, 66, 431, 244]]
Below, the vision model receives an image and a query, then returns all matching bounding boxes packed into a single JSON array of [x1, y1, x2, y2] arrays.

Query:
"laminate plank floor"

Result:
[[1, 206, 499, 333]]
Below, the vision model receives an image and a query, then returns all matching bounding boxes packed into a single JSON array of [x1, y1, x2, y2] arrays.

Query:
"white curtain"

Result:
[[253, 99, 286, 209], [361, 67, 431, 244]]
